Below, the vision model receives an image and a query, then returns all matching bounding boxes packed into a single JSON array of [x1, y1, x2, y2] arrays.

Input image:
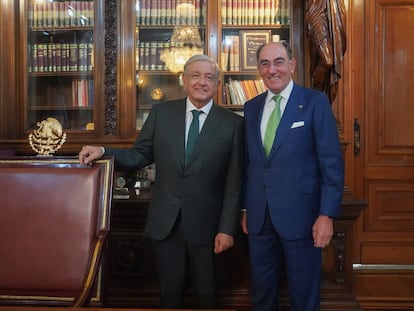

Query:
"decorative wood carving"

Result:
[[306, 0, 346, 103], [104, 0, 117, 135]]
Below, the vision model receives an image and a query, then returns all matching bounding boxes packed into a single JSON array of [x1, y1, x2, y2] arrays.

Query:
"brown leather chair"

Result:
[[0, 157, 114, 307]]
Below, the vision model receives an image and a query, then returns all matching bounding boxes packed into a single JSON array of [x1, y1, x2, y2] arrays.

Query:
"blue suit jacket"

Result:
[[243, 83, 344, 240]]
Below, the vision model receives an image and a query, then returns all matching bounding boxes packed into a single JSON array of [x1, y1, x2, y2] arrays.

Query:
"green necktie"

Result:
[[263, 95, 282, 157], [186, 110, 202, 163]]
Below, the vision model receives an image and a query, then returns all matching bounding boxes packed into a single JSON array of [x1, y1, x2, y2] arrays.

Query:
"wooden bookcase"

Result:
[[0, 0, 303, 153], [21, 0, 105, 139]]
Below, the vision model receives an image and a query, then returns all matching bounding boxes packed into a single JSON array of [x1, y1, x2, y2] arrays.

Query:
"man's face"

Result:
[[182, 60, 219, 108], [257, 43, 296, 94]]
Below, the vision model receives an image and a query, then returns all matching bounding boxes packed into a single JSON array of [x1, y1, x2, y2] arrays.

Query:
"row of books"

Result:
[[136, 0, 206, 26], [72, 79, 94, 107], [136, 41, 200, 71], [221, 0, 290, 25], [28, 1, 94, 28], [28, 43, 94, 73], [224, 79, 267, 106]]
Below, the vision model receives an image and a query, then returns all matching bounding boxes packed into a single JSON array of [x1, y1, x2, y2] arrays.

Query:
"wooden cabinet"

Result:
[[0, 0, 106, 152], [132, 0, 299, 126], [22, 0, 104, 138], [0, 0, 302, 153]]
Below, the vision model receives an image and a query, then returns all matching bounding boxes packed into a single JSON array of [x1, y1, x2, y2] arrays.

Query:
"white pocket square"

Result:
[[291, 121, 305, 128]]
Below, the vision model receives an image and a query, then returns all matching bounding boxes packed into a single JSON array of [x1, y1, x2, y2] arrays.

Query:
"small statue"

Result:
[[28, 117, 67, 156], [306, 0, 346, 103]]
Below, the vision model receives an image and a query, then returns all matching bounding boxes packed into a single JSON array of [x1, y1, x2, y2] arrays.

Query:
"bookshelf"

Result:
[[218, 0, 291, 109], [134, 0, 207, 130], [0, 0, 302, 153], [133, 0, 295, 126], [23, 0, 103, 134]]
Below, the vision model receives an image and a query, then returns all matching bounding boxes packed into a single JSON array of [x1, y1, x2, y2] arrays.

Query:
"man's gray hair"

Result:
[[183, 54, 220, 80]]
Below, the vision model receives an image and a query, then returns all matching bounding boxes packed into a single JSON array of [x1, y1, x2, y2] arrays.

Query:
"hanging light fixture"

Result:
[[160, 1, 203, 74]]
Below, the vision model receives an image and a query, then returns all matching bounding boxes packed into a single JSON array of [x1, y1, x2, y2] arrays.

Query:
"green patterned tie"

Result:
[[186, 110, 202, 163], [263, 95, 282, 157]]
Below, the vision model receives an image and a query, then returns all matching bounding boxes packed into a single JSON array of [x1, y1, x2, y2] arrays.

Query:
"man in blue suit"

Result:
[[79, 55, 244, 309], [241, 41, 344, 311]]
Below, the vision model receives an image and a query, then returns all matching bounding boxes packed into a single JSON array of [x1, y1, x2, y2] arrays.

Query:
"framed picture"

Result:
[[240, 30, 272, 71]]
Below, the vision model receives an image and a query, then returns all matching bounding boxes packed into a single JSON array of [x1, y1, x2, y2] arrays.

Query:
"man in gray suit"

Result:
[[78, 54, 244, 309]]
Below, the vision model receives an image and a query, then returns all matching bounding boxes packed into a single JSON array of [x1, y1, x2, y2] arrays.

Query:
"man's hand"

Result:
[[214, 233, 234, 254], [312, 215, 334, 248], [78, 145, 104, 165], [240, 210, 248, 234]]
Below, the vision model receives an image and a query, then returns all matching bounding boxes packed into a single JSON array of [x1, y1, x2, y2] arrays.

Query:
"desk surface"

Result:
[[0, 307, 234, 311]]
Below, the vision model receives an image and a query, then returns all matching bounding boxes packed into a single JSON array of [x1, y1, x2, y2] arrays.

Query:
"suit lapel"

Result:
[[171, 100, 187, 167], [268, 84, 305, 158], [250, 92, 268, 159]]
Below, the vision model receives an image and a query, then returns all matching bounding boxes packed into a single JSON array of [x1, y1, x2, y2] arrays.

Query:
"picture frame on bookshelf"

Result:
[[240, 30, 272, 71]]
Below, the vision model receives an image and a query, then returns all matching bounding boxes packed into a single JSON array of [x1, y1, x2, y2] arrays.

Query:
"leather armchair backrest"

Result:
[[0, 157, 113, 306]]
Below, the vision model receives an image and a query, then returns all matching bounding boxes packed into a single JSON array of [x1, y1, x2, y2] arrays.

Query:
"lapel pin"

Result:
[[298, 105, 303, 109]]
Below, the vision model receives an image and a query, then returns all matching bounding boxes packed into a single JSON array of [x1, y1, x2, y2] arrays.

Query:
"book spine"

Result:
[[150, 41, 157, 71], [264, 0, 271, 24], [144, 41, 150, 71], [227, 0, 233, 25], [88, 42, 94, 71], [51, 43, 57, 72], [234, 0, 240, 25], [78, 43, 87, 71], [28, 1, 34, 27], [61, 43, 68, 71], [232, 35, 240, 72], [222, 37, 231, 72], [89, 1, 95, 26], [55, 43, 62, 72], [69, 43, 78, 71], [31, 44, 38, 72], [64, 2, 71, 26], [88, 79, 94, 106], [57, 2, 66, 27], [52, 1, 59, 27], [221, 0, 227, 25], [160, 0, 166, 25], [47, 1, 53, 27], [166, 0, 172, 25], [139, 41, 145, 71], [37, 44, 45, 72]]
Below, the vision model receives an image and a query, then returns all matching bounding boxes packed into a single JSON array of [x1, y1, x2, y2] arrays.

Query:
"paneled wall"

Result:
[[347, 0, 414, 309]]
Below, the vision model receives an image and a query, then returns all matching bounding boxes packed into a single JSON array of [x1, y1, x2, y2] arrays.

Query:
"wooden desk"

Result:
[[0, 308, 234, 311]]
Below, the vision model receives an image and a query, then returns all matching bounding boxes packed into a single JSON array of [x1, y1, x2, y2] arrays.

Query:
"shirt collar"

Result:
[[266, 80, 294, 103], [186, 98, 213, 115]]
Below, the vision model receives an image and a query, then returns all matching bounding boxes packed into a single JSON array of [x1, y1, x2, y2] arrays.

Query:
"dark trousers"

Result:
[[248, 208, 322, 311], [151, 215, 219, 309]]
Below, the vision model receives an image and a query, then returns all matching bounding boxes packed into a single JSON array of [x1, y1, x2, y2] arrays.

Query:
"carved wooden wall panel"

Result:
[[0, 0, 17, 138], [353, 0, 414, 308], [364, 180, 414, 232], [361, 0, 414, 259], [366, 0, 414, 165], [361, 241, 414, 264]]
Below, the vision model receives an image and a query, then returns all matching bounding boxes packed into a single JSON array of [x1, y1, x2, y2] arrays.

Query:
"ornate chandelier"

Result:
[[160, 2, 203, 73]]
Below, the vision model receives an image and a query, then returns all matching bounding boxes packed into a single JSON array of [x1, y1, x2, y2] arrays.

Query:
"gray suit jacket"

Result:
[[106, 99, 244, 245]]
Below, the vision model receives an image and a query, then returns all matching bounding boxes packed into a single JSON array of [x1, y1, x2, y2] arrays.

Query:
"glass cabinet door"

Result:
[[26, 0, 96, 132], [134, 0, 207, 130], [219, 0, 291, 108]]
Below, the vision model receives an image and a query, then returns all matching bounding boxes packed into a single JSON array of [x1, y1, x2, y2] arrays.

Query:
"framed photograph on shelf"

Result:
[[240, 30, 272, 71]]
